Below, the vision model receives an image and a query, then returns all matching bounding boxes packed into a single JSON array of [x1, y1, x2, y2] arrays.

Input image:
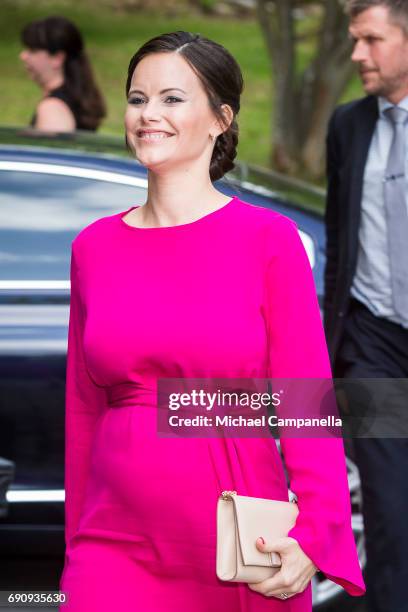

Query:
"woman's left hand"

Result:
[[248, 536, 318, 600]]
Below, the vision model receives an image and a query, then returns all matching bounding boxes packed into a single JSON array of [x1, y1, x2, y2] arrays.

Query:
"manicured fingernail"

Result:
[[259, 536, 265, 544]]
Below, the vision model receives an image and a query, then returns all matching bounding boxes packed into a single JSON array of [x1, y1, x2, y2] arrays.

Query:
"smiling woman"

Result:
[[121, 33, 241, 229], [124, 50, 233, 199], [58, 31, 365, 612]]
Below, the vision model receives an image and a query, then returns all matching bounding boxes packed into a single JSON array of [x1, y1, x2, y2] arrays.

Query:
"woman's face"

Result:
[[20, 48, 62, 86], [125, 52, 226, 174]]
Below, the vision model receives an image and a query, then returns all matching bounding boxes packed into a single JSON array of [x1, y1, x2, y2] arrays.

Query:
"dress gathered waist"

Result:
[[106, 382, 156, 409]]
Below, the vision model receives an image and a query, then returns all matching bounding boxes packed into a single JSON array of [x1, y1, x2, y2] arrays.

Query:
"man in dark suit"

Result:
[[324, 1, 408, 610]]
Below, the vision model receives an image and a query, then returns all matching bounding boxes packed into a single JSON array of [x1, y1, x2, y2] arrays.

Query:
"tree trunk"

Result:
[[257, 0, 299, 173], [256, 0, 353, 180]]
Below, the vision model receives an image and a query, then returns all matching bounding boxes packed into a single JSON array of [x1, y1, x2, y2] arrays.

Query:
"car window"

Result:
[[0, 170, 147, 280]]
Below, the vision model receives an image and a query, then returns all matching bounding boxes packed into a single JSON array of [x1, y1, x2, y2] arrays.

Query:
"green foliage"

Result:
[[0, 0, 363, 172], [197, 0, 217, 13]]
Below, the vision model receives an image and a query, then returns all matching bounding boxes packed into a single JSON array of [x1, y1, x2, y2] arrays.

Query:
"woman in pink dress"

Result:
[[59, 31, 365, 611]]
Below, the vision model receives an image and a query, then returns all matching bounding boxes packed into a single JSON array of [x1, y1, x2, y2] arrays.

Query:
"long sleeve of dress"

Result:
[[263, 216, 365, 596], [63, 243, 107, 555]]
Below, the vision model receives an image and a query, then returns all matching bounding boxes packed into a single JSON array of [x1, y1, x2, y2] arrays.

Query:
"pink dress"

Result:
[[59, 196, 365, 611]]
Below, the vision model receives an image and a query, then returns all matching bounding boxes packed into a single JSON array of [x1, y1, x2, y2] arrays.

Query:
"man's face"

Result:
[[349, 5, 408, 103]]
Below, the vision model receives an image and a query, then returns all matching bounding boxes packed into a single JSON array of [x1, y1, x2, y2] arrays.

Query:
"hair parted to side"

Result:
[[345, 0, 408, 35], [21, 16, 106, 130], [126, 31, 244, 181]]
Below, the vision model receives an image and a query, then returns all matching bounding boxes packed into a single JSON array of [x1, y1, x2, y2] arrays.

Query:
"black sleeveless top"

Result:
[[30, 85, 96, 131]]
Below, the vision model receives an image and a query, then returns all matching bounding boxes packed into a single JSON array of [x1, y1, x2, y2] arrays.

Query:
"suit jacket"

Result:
[[323, 95, 379, 370]]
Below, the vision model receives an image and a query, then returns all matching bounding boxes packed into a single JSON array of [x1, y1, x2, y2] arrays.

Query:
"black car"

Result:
[[0, 127, 364, 610]]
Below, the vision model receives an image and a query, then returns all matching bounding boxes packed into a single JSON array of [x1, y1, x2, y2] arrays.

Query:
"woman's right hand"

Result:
[[247, 536, 318, 600]]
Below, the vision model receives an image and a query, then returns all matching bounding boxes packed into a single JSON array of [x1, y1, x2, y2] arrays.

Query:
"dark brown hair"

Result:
[[21, 16, 106, 130], [126, 31, 244, 181], [346, 0, 408, 35]]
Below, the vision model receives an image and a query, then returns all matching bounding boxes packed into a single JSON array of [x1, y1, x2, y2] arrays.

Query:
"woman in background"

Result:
[[20, 16, 106, 132]]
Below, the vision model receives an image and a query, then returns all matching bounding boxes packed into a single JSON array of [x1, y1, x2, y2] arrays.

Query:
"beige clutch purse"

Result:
[[216, 491, 299, 583]]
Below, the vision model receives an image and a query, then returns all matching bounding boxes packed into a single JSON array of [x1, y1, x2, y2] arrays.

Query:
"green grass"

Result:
[[0, 0, 364, 170]]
